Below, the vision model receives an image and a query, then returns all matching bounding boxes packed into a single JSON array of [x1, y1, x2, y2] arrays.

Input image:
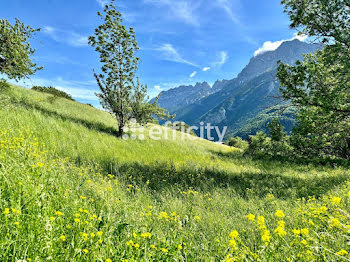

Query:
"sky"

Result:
[[1, 0, 302, 107]]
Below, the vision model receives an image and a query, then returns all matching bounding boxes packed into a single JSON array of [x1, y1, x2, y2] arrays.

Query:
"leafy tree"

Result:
[[89, 0, 170, 137], [278, 0, 350, 158], [0, 18, 42, 80], [267, 119, 286, 142]]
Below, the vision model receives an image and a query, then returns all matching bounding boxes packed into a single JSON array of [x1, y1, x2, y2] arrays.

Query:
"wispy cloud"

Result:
[[34, 55, 86, 67], [254, 33, 308, 56], [154, 85, 162, 91], [202, 67, 210, 71], [189, 71, 197, 78], [155, 44, 198, 67], [43, 26, 89, 47], [216, 0, 240, 25], [96, 0, 108, 8], [212, 51, 228, 68], [144, 0, 200, 26]]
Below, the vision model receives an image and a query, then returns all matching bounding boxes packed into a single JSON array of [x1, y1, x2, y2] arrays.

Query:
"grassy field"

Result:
[[0, 85, 350, 261]]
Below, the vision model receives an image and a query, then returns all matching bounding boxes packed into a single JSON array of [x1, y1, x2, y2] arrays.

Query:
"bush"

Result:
[[32, 86, 74, 101], [0, 79, 10, 91], [225, 137, 249, 151], [247, 119, 294, 159], [246, 131, 271, 156]]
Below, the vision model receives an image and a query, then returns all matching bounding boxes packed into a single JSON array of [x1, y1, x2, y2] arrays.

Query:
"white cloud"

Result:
[[43, 26, 89, 47], [189, 71, 197, 78], [155, 43, 198, 67], [144, 0, 199, 26], [216, 0, 240, 25], [254, 33, 308, 57], [154, 85, 162, 91], [202, 67, 210, 71], [212, 51, 228, 67]]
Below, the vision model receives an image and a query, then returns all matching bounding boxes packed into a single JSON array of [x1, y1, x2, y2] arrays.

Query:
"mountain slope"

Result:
[[153, 81, 222, 113], [156, 39, 320, 139], [0, 85, 349, 260]]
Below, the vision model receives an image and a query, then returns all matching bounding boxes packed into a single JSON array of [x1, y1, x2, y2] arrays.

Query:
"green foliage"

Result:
[[131, 79, 172, 125], [0, 79, 10, 90], [89, 1, 169, 137], [247, 120, 293, 158], [32, 86, 75, 101], [246, 132, 271, 156], [225, 137, 249, 151], [278, 0, 350, 159], [0, 18, 42, 80], [268, 118, 286, 142]]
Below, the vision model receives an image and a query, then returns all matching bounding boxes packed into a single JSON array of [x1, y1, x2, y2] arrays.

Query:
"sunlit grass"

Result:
[[0, 85, 349, 261]]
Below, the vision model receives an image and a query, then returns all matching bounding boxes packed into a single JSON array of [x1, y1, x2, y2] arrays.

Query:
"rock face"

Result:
[[153, 40, 321, 140], [154, 82, 220, 113]]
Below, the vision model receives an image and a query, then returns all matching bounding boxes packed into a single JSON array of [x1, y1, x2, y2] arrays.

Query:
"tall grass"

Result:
[[0, 85, 349, 261]]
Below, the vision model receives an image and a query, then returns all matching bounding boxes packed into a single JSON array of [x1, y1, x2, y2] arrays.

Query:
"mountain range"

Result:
[[153, 39, 321, 140]]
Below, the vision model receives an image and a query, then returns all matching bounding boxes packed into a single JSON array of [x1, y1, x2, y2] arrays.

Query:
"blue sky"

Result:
[[1, 0, 302, 106]]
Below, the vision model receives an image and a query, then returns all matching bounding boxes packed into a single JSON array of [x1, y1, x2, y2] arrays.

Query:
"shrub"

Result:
[[0, 79, 10, 91], [225, 137, 249, 151], [32, 86, 74, 101], [246, 132, 271, 156]]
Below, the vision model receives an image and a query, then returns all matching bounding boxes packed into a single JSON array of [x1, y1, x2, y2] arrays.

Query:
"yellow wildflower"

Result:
[[82, 249, 89, 254], [150, 244, 157, 250], [261, 230, 271, 245], [59, 235, 66, 242], [331, 197, 341, 205], [274, 227, 287, 237], [82, 233, 88, 241], [178, 244, 183, 250], [140, 232, 152, 239], [3, 208, 10, 215], [329, 218, 341, 228], [229, 230, 239, 239], [301, 228, 309, 235], [50, 217, 55, 222], [106, 259, 112, 262], [320, 206, 328, 213], [275, 210, 285, 218], [229, 239, 237, 249], [292, 229, 301, 235], [161, 248, 168, 253], [56, 211, 63, 217], [246, 213, 255, 221], [97, 231, 103, 236], [336, 249, 348, 256]]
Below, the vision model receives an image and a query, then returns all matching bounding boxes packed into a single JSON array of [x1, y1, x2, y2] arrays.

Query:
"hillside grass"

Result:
[[0, 85, 350, 261]]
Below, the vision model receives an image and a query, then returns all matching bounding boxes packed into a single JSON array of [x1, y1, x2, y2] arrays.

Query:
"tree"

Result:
[[267, 119, 286, 142], [89, 0, 170, 137], [277, 0, 350, 158], [0, 18, 42, 80]]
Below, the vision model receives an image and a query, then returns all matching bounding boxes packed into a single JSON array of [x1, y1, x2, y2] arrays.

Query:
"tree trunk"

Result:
[[117, 122, 124, 137]]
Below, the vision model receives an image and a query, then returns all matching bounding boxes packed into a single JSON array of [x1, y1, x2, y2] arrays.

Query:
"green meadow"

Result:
[[1, 85, 350, 261]]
